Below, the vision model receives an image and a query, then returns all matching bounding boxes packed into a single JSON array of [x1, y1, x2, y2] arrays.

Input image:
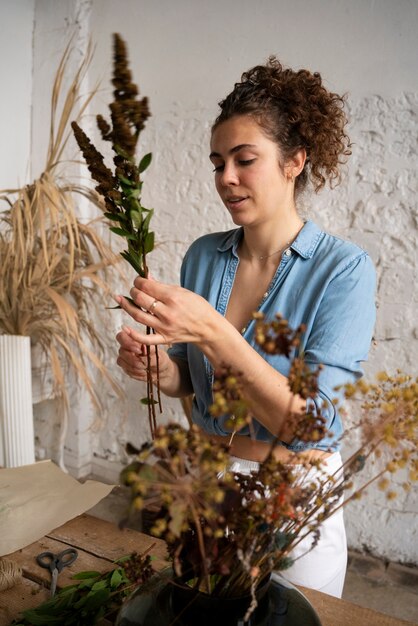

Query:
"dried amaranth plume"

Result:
[[72, 33, 160, 436], [72, 33, 153, 277]]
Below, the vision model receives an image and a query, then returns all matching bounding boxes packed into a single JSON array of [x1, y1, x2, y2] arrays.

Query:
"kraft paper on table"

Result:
[[0, 460, 114, 556]]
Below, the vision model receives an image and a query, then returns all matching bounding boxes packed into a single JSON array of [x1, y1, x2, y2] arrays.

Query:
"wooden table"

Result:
[[0, 514, 414, 626]]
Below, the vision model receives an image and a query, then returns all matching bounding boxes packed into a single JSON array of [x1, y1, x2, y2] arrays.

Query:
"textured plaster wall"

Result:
[[22, 0, 418, 563], [311, 92, 418, 563], [0, 1, 34, 189]]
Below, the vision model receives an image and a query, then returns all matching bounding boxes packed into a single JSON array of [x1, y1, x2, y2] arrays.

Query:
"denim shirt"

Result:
[[168, 220, 376, 451]]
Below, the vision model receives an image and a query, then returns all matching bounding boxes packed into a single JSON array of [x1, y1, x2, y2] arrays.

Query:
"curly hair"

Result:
[[212, 56, 351, 193]]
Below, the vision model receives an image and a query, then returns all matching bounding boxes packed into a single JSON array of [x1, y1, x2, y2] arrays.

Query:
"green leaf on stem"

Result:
[[110, 226, 132, 238], [130, 209, 142, 229], [128, 187, 140, 199], [114, 144, 131, 160], [120, 250, 144, 274], [110, 568, 123, 589], [72, 571, 101, 580], [138, 152, 152, 173], [128, 196, 141, 213], [104, 211, 127, 224], [117, 174, 134, 187], [91, 580, 108, 592], [144, 231, 154, 254], [142, 208, 154, 232], [140, 397, 159, 405]]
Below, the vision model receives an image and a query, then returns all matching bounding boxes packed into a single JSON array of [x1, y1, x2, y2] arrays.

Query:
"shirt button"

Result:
[[263, 292, 268, 298], [241, 326, 247, 334], [284, 248, 292, 256]]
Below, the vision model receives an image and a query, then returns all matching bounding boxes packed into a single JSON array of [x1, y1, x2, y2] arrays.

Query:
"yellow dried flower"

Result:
[[125, 471, 138, 485], [212, 489, 225, 504], [133, 496, 143, 510], [357, 379, 370, 394], [344, 384, 356, 398], [151, 518, 167, 537], [154, 436, 170, 448], [409, 470, 418, 482]]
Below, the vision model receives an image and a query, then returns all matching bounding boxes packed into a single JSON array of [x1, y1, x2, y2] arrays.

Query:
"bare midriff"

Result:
[[209, 432, 333, 464]]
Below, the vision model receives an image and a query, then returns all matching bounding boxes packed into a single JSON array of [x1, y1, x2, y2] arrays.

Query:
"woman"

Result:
[[115, 57, 376, 597]]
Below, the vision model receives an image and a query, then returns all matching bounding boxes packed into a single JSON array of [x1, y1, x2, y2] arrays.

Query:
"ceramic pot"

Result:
[[116, 570, 322, 626]]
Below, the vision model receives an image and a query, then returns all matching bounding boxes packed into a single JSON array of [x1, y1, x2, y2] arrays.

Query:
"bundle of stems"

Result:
[[72, 33, 161, 437], [0, 39, 123, 468]]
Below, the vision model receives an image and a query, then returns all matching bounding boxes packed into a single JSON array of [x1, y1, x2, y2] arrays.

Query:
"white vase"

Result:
[[0, 335, 35, 467]]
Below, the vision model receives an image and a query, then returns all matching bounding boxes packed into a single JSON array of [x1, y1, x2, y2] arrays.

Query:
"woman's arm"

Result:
[[114, 281, 305, 440], [115, 250, 376, 442]]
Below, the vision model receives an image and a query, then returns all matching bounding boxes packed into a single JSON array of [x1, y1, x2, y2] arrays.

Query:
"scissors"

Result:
[[36, 548, 78, 596]]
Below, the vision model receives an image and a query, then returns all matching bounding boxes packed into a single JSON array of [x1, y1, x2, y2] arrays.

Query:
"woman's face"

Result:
[[210, 115, 293, 228]]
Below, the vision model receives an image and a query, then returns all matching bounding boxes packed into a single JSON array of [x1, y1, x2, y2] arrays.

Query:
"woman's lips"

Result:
[[225, 196, 249, 209]]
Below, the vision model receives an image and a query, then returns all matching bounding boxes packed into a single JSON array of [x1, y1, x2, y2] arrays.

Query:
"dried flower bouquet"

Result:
[[0, 40, 123, 466], [121, 314, 417, 616]]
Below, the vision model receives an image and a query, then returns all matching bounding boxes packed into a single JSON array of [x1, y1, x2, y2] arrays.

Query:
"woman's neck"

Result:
[[240, 214, 304, 261]]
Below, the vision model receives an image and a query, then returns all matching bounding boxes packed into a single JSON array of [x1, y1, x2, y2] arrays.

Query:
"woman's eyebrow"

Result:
[[209, 143, 257, 159]]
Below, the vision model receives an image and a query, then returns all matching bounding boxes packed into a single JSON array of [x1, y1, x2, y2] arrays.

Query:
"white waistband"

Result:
[[227, 452, 344, 476]]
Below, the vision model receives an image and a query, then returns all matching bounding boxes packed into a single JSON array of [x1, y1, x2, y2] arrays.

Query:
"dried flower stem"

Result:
[[72, 33, 161, 437]]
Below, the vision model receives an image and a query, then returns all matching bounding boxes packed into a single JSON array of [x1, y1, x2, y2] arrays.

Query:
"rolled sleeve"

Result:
[[289, 253, 376, 450]]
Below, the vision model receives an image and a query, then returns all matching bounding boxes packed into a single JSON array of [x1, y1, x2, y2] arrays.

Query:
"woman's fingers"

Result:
[[113, 295, 153, 323], [128, 281, 174, 323], [116, 277, 218, 347], [116, 344, 164, 381], [129, 287, 167, 318], [118, 347, 144, 366], [133, 275, 165, 296], [116, 349, 146, 380], [119, 325, 148, 345], [114, 296, 170, 344], [116, 328, 163, 361], [117, 328, 172, 367], [116, 328, 145, 353]]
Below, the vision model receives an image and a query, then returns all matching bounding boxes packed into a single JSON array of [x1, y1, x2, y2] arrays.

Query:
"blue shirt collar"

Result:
[[217, 220, 323, 259]]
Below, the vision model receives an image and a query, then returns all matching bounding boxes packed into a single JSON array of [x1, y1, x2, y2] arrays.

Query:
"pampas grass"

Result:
[[0, 40, 124, 468]]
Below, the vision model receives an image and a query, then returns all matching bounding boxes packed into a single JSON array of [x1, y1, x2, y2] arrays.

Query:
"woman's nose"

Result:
[[219, 163, 239, 186]]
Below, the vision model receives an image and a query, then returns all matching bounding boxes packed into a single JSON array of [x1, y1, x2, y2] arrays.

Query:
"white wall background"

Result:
[[1, 0, 417, 565], [0, 1, 34, 189]]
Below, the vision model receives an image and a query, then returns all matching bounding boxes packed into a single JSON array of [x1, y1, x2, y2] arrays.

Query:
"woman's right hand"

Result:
[[116, 326, 172, 384], [116, 325, 193, 397]]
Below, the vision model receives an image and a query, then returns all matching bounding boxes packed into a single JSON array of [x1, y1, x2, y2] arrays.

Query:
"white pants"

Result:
[[227, 452, 347, 598]]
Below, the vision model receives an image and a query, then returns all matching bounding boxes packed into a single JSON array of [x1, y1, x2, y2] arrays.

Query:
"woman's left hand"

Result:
[[114, 276, 221, 346]]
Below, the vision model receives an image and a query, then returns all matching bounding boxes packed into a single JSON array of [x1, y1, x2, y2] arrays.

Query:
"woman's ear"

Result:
[[285, 148, 307, 181]]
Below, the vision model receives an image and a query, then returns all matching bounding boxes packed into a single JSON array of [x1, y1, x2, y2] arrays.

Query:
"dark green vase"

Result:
[[116, 570, 322, 626]]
